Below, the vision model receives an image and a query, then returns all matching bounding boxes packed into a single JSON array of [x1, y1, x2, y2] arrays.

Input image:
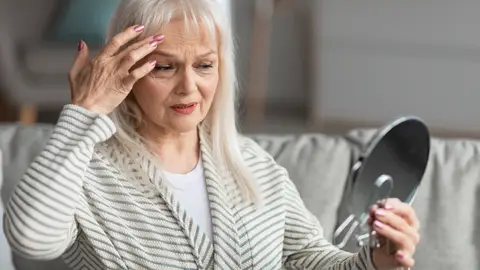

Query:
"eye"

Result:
[[198, 63, 214, 69], [154, 65, 173, 71]]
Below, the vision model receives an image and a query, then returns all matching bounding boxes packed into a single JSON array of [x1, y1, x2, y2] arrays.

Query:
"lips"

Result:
[[170, 102, 198, 115], [171, 102, 197, 109]]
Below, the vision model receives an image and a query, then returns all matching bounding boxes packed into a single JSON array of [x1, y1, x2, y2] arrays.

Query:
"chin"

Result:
[[165, 109, 204, 133], [168, 119, 200, 134]]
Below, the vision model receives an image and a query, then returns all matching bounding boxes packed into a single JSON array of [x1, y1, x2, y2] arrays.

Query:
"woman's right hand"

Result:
[[69, 25, 164, 115]]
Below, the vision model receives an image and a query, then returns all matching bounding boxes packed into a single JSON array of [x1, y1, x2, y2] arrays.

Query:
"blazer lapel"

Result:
[[106, 141, 216, 269], [146, 160, 216, 269], [199, 128, 242, 269]]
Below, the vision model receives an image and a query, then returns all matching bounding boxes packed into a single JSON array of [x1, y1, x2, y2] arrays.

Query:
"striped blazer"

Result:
[[3, 105, 375, 269]]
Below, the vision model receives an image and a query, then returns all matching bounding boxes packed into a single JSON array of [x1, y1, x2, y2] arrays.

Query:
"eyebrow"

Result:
[[151, 50, 217, 59]]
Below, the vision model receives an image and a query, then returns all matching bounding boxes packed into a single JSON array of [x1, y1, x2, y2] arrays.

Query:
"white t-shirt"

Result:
[[163, 159, 213, 239]]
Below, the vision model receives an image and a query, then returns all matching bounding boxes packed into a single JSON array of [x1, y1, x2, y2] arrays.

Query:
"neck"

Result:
[[139, 123, 200, 174]]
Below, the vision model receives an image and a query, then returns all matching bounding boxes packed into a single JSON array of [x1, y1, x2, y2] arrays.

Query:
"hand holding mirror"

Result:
[[333, 116, 430, 251]]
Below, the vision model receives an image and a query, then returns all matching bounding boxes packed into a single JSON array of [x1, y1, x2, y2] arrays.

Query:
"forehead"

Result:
[[154, 19, 217, 52]]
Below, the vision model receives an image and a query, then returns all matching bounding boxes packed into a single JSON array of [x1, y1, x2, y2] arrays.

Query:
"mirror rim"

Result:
[[350, 116, 430, 216]]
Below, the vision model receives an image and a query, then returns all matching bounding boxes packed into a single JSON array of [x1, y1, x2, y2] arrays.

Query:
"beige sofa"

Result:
[[0, 123, 477, 269]]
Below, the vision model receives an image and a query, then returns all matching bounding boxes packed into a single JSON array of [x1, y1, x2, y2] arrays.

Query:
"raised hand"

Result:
[[69, 25, 164, 115]]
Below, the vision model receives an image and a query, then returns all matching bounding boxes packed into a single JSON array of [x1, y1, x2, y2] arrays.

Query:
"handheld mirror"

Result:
[[333, 116, 430, 249]]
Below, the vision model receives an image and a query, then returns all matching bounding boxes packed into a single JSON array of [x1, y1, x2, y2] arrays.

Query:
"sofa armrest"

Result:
[[0, 151, 16, 270], [0, 124, 72, 270]]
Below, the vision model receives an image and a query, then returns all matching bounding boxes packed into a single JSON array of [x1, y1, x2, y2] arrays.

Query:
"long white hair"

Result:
[[106, 0, 260, 203]]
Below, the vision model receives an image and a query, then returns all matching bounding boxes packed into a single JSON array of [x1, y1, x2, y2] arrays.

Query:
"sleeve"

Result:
[[281, 169, 377, 270], [2, 104, 116, 260]]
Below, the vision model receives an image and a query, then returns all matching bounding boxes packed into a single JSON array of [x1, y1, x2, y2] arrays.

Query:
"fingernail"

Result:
[[374, 220, 385, 229], [396, 251, 404, 259], [152, 35, 165, 41], [149, 40, 158, 47], [134, 25, 145, 32], [149, 60, 157, 66], [384, 204, 394, 210], [77, 40, 84, 51], [376, 209, 387, 217]]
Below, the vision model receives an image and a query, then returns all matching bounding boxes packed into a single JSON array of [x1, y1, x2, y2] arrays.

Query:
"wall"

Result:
[[233, 0, 480, 135], [314, 0, 480, 135], [232, 0, 309, 106]]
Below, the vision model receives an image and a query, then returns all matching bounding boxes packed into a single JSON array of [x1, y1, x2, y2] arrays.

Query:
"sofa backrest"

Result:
[[0, 124, 354, 239], [1, 123, 479, 269], [0, 124, 355, 270], [249, 133, 354, 238]]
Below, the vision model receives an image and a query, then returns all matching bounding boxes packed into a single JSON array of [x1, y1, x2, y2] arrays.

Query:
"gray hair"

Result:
[[106, 0, 260, 203]]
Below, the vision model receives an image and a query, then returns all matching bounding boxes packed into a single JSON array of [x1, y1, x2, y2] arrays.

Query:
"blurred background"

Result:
[[1, 0, 480, 138]]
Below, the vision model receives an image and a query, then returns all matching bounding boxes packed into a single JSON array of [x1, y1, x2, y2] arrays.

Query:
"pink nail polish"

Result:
[[152, 35, 165, 41], [134, 25, 145, 32], [384, 204, 394, 210], [374, 220, 384, 229], [149, 60, 157, 66], [396, 251, 404, 259], [77, 40, 84, 51]]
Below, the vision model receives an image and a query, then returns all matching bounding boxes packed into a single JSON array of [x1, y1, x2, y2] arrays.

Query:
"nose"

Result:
[[175, 67, 197, 95]]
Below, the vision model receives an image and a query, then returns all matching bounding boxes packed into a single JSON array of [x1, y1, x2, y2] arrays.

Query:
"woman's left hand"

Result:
[[368, 198, 420, 269]]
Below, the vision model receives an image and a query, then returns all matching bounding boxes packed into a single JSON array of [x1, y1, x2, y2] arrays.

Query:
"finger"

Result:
[[369, 198, 393, 214], [374, 208, 420, 245], [69, 40, 90, 81], [119, 34, 165, 59], [118, 37, 163, 71], [383, 199, 420, 231], [371, 198, 420, 231], [372, 220, 415, 254], [369, 204, 379, 214], [101, 25, 146, 57], [123, 60, 157, 88], [395, 250, 415, 268]]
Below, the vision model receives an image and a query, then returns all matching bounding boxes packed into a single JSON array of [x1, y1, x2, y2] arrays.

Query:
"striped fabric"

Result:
[[3, 105, 376, 269]]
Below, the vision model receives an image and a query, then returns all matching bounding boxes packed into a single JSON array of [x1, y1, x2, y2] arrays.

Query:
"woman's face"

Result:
[[132, 19, 219, 134]]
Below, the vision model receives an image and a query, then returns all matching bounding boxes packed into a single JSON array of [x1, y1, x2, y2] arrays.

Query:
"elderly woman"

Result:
[[3, 0, 420, 269]]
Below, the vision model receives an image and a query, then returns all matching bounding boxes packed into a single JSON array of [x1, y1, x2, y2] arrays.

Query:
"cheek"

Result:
[[200, 74, 219, 101], [132, 77, 170, 110]]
